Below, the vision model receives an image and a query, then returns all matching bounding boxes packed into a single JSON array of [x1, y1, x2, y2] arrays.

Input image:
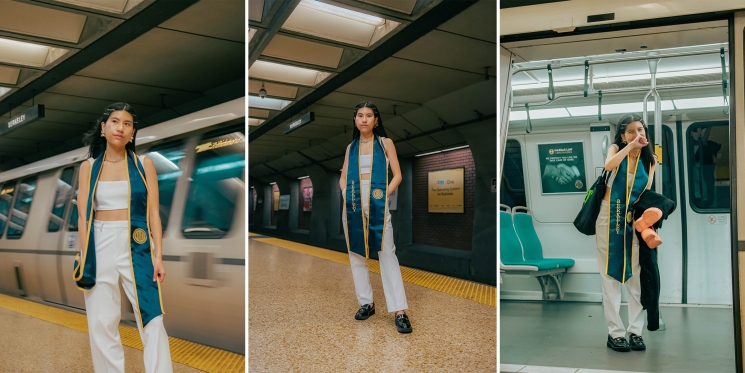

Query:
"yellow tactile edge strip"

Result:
[[251, 237, 496, 307], [0, 293, 245, 373]]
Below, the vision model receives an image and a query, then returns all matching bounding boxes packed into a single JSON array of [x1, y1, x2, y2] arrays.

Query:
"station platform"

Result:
[[248, 233, 496, 372], [500, 300, 735, 373], [0, 294, 244, 373]]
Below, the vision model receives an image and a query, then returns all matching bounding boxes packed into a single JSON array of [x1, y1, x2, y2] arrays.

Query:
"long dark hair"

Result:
[[614, 113, 655, 172], [83, 102, 139, 158], [352, 101, 388, 141]]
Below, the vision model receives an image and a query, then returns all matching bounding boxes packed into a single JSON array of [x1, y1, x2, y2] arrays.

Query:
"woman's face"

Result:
[[354, 107, 377, 135], [621, 121, 645, 143], [101, 110, 135, 148]]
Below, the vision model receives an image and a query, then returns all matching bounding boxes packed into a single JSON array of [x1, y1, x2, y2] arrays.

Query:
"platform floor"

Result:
[[248, 235, 497, 372], [501, 301, 736, 373], [0, 293, 244, 372]]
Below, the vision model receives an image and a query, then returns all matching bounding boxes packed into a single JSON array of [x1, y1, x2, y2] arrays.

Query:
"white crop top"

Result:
[[360, 155, 371, 174], [88, 156, 145, 211]]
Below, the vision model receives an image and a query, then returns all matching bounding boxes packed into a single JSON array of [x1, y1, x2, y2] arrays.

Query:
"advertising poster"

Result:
[[273, 190, 280, 211], [278, 195, 290, 210], [427, 168, 465, 213], [303, 187, 313, 211], [537, 142, 587, 194]]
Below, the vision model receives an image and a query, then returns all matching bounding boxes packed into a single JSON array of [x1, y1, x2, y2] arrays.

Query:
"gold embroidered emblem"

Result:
[[133, 228, 147, 244], [626, 211, 633, 222], [372, 188, 384, 200]]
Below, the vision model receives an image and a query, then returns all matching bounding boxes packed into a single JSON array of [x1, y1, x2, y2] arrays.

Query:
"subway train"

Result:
[[0, 98, 245, 354], [500, 3, 745, 372]]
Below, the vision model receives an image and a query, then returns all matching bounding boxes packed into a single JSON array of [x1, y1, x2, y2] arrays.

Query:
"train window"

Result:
[[142, 142, 185, 232], [0, 181, 17, 238], [648, 126, 677, 203], [7, 177, 38, 239], [182, 129, 245, 238], [48, 167, 76, 232], [687, 122, 729, 212], [500, 139, 526, 208], [68, 188, 79, 232]]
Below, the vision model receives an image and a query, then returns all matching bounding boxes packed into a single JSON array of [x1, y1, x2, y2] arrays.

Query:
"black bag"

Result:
[[573, 170, 609, 235]]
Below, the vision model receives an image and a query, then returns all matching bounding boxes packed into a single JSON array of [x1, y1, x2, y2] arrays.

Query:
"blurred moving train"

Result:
[[0, 98, 245, 353]]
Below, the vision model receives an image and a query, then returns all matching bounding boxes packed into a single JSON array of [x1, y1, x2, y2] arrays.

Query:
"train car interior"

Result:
[[500, 19, 737, 372]]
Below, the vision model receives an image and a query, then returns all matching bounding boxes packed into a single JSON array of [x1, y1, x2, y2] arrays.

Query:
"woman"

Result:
[[340, 101, 412, 333], [596, 113, 657, 352], [73, 103, 173, 372]]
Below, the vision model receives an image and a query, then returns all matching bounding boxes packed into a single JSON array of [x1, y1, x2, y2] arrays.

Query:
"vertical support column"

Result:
[[457, 119, 497, 285], [732, 11, 744, 372], [499, 46, 514, 181]]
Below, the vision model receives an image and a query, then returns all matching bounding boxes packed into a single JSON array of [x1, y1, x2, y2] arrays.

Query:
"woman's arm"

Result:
[[77, 160, 91, 251], [384, 138, 402, 196], [143, 157, 166, 282], [604, 136, 647, 171], [339, 144, 350, 191]]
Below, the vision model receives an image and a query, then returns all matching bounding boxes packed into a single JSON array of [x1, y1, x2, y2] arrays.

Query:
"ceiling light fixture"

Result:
[[248, 95, 292, 111], [259, 82, 267, 99], [510, 98, 720, 122], [248, 60, 331, 86], [299, 0, 385, 26]]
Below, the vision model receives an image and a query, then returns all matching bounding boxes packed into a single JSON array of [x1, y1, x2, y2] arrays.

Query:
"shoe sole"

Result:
[[355, 309, 375, 320], [634, 209, 663, 232], [607, 342, 631, 352], [631, 345, 646, 351], [397, 327, 412, 333]]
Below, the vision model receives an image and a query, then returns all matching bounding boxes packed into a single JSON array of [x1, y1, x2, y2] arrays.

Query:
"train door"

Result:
[[38, 166, 77, 306]]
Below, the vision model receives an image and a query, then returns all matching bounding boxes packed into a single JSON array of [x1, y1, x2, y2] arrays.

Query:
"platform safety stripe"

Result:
[[0, 293, 245, 373], [252, 237, 496, 307]]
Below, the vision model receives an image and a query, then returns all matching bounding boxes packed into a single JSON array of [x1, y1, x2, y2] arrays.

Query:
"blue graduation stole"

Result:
[[345, 135, 389, 258], [73, 149, 164, 327], [605, 155, 649, 283]]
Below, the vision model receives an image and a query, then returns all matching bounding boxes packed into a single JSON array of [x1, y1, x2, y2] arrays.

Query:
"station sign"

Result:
[[0, 105, 45, 136], [283, 112, 315, 134]]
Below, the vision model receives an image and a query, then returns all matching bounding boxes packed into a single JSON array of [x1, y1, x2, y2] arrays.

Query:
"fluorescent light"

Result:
[[300, 0, 384, 26], [0, 37, 69, 68], [673, 96, 728, 109], [248, 118, 265, 126], [249, 60, 331, 87], [282, 0, 399, 47], [0, 87, 10, 99], [509, 111, 527, 121], [528, 108, 570, 119], [249, 28, 257, 42], [513, 68, 729, 91], [248, 95, 292, 111], [414, 145, 470, 157], [54, 0, 141, 13], [269, 182, 277, 185], [298, 176, 309, 179]]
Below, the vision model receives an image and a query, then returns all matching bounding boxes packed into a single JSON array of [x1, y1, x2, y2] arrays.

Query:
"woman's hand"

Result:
[[153, 258, 166, 283], [629, 135, 648, 149]]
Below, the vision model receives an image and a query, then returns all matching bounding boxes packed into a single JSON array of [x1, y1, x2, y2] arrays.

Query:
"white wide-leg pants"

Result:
[[595, 200, 645, 338], [83, 220, 173, 373], [344, 180, 408, 313]]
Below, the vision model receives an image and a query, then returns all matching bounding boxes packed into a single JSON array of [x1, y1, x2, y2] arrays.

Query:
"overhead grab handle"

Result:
[[721, 47, 729, 115], [525, 103, 532, 133], [584, 60, 589, 97], [547, 64, 555, 101], [598, 91, 602, 121]]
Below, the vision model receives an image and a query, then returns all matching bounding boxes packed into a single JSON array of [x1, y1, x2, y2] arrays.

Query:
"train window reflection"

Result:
[[0, 181, 17, 238], [7, 177, 38, 239], [143, 143, 185, 232], [500, 139, 526, 208], [687, 122, 729, 211], [68, 188, 79, 232], [182, 130, 245, 238], [48, 167, 75, 232]]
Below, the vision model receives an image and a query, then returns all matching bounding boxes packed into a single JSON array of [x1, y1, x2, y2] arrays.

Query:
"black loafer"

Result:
[[395, 313, 412, 333], [629, 334, 646, 351], [355, 304, 375, 320], [607, 335, 631, 352]]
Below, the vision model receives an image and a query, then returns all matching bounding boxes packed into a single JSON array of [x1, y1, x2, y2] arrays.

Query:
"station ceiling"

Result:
[[0, 0, 245, 172], [248, 0, 497, 182]]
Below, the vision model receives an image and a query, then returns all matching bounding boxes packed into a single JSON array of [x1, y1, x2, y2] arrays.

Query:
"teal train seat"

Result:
[[500, 205, 575, 300]]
